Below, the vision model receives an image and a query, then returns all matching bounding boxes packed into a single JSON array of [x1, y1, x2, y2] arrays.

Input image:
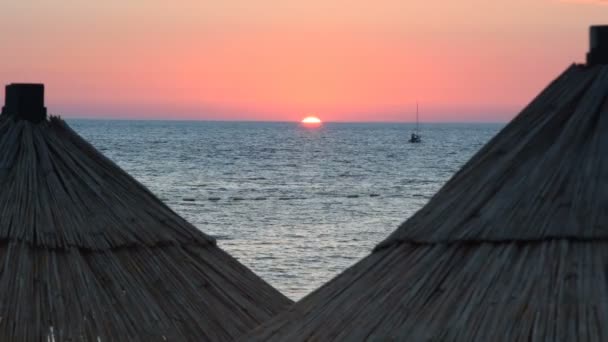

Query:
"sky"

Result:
[[1, 0, 607, 122]]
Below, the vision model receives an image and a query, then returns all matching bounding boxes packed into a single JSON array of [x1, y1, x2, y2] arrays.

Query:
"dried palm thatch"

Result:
[[0, 102, 292, 340], [244, 63, 608, 340]]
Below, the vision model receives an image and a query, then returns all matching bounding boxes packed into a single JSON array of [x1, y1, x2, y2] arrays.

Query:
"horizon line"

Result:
[[61, 116, 508, 124]]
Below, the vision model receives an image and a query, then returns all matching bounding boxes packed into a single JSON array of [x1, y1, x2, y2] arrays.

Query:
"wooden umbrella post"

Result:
[[587, 25, 608, 66], [1, 83, 47, 123]]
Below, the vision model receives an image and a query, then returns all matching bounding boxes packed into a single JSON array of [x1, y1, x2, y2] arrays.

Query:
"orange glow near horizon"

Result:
[[0, 1, 606, 122]]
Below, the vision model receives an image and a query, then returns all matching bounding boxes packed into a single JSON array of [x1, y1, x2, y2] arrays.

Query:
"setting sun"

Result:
[[301, 116, 322, 124]]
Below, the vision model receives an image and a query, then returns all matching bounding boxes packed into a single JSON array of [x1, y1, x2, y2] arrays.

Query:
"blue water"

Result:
[[69, 120, 502, 300]]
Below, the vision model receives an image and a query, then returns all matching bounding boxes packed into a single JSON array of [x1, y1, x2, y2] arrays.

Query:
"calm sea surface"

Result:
[[69, 120, 502, 300]]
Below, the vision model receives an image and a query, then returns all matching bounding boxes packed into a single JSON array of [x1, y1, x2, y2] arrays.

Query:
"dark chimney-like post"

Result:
[[587, 26, 608, 66], [1, 83, 47, 123]]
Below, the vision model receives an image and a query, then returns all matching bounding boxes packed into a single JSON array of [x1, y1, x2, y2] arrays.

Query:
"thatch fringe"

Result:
[[0, 114, 293, 341], [1, 241, 290, 341], [246, 240, 608, 341]]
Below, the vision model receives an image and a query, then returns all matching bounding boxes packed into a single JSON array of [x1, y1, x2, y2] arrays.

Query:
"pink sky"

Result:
[[1, 0, 607, 122]]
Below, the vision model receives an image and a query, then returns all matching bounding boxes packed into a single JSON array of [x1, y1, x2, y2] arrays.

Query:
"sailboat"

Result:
[[409, 102, 421, 143]]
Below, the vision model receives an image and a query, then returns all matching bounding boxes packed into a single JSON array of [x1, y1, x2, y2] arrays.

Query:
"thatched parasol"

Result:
[[244, 26, 608, 341], [0, 83, 292, 341]]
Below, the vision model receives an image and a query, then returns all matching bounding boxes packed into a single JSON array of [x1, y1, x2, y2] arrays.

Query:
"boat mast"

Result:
[[416, 101, 419, 133]]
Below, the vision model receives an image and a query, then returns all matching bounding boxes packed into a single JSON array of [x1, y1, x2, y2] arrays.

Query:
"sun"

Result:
[[301, 116, 322, 124]]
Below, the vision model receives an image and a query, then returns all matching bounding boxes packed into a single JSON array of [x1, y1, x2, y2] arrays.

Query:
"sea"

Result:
[[69, 120, 503, 300]]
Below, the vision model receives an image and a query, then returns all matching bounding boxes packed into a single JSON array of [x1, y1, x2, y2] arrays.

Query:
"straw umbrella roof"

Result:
[[0, 85, 292, 341], [245, 38, 608, 341]]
